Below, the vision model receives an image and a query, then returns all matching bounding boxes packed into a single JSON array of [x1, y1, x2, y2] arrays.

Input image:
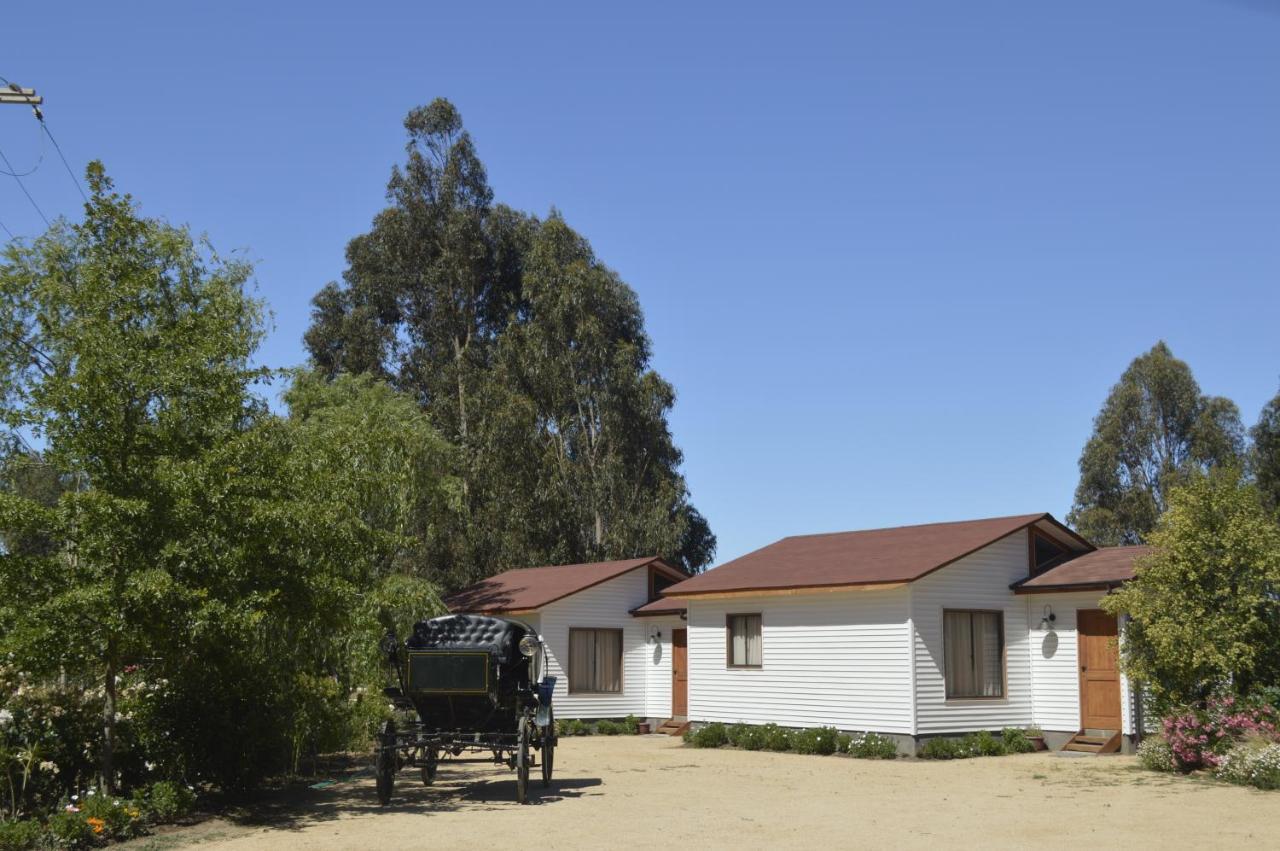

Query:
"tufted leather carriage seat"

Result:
[[406, 614, 531, 662]]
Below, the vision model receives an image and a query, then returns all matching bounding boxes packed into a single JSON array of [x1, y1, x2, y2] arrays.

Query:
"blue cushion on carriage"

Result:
[[538, 676, 556, 705]]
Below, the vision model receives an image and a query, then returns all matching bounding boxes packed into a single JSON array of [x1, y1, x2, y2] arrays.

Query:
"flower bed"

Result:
[[1136, 693, 1280, 791]]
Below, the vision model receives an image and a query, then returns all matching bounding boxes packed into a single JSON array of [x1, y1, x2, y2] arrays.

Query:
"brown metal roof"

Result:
[[1013, 545, 1152, 593], [630, 597, 688, 617], [663, 513, 1091, 597], [444, 556, 686, 614]]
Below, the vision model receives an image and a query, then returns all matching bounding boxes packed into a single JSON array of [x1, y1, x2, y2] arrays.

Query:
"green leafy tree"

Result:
[[1068, 342, 1244, 545], [0, 163, 265, 789], [1102, 469, 1280, 707], [1251, 385, 1280, 514], [304, 99, 715, 581]]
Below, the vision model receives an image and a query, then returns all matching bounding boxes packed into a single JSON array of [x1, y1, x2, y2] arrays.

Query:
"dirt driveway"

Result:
[[130, 735, 1278, 850]]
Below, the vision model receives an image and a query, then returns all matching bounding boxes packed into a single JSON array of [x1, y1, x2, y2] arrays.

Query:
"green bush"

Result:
[[138, 780, 196, 825], [836, 733, 853, 753], [1215, 741, 1280, 790], [792, 727, 840, 756], [623, 714, 640, 734], [960, 731, 1007, 757], [761, 724, 793, 752], [684, 723, 729, 748], [919, 737, 962, 760], [1136, 736, 1178, 773], [848, 732, 899, 759], [594, 720, 627, 736], [735, 725, 769, 751], [556, 719, 590, 737], [0, 820, 44, 851], [1000, 728, 1035, 754], [46, 810, 95, 848]]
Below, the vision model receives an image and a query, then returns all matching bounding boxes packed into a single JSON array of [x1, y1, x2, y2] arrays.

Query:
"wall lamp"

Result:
[[1039, 605, 1057, 632]]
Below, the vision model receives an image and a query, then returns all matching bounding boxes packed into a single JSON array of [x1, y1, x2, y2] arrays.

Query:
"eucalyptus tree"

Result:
[[305, 100, 716, 581], [1251, 386, 1280, 514], [1068, 342, 1244, 545]]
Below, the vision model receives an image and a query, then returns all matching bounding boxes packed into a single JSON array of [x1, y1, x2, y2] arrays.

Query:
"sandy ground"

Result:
[[124, 736, 1280, 850]]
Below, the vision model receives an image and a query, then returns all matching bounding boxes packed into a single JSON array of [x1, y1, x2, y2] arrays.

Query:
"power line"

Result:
[[0, 124, 43, 177], [40, 119, 87, 203], [0, 144, 51, 228], [0, 217, 13, 239]]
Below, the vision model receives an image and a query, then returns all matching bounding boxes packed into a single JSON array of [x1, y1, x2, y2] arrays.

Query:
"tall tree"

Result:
[[1068, 342, 1244, 545], [0, 163, 266, 788], [1251, 385, 1280, 514], [304, 100, 716, 581], [1102, 469, 1280, 708]]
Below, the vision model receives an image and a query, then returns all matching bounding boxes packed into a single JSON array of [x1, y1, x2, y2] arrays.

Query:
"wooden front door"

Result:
[[671, 628, 688, 718], [1077, 610, 1122, 731]]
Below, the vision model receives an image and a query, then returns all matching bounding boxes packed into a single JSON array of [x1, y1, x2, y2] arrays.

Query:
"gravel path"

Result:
[[128, 736, 1278, 849]]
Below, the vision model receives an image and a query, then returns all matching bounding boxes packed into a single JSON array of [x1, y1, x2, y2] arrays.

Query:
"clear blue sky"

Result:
[[5, 1, 1279, 565]]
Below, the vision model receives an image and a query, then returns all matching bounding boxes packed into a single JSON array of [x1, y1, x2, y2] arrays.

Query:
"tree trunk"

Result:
[[102, 641, 117, 793]]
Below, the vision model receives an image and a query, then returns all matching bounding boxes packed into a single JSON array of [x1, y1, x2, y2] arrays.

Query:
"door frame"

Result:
[[1076, 609, 1122, 730]]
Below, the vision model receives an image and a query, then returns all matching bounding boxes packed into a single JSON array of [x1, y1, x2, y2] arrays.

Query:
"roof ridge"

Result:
[[777, 512, 1047, 541], [486, 555, 658, 575]]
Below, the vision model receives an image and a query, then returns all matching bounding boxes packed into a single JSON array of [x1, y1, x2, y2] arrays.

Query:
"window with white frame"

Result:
[[726, 613, 762, 668]]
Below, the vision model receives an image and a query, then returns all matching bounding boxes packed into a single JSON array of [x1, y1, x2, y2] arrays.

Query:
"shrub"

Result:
[[735, 725, 768, 751], [1000, 728, 1035, 754], [557, 719, 590, 737], [836, 733, 853, 754], [623, 714, 640, 734], [792, 727, 840, 756], [594, 720, 625, 736], [919, 737, 961, 760], [959, 731, 1007, 757], [0, 820, 44, 851], [848, 732, 898, 759], [1137, 736, 1178, 773], [1162, 695, 1279, 770], [46, 810, 94, 848], [761, 724, 793, 752], [139, 780, 195, 825], [1216, 741, 1280, 790], [684, 723, 729, 749]]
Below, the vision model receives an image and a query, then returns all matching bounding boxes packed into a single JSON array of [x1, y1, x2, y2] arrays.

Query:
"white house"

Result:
[[445, 513, 1151, 754], [661, 513, 1149, 754], [443, 556, 689, 722]]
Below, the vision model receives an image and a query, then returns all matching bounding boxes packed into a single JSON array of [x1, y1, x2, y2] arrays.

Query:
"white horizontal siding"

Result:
[[536, 568, 650, 718], [911, 533, 1034, 733], [687, 588, 913, 733], [1027, 591, 1135, 735]]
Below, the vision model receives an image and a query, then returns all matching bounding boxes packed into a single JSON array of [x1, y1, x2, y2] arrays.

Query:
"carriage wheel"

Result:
[[421, 749, 437, 786], [516, 715, 531, 805], [541, 707, 555, 787], [375, 720, 396, 806]]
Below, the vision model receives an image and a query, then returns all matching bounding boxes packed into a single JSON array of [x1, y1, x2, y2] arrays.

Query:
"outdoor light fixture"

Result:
[[648, 628, 663, 644], [1039, 605, 1057, 632], [518, 635, 540, 657]]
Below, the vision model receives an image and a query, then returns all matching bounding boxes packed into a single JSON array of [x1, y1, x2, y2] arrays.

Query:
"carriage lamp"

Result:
[[519, 635, 540, 657], [1039, 605, 1057, 632], [647, 628, 662, 645]]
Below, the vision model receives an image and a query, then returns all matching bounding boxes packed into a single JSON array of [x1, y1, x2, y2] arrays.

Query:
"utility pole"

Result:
[[1, 82, 43, 119]]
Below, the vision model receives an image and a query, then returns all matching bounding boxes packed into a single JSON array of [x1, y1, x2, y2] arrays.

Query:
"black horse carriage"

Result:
[[375, 614, 556, 805]]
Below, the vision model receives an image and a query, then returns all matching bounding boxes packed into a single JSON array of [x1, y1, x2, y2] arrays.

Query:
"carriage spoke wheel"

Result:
[[541, 708, 555, 787], [516, 715, 531, 805], [375, 720, 396, 806], [421, 749, 437, 786]]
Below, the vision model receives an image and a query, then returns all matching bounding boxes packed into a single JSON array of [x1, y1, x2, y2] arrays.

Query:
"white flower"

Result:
[[0, 708, 13, 728], [39, 760, 59, 775]]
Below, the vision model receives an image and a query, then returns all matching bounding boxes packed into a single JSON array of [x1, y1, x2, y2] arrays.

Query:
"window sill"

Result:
[[943, 697, 1009, 705]]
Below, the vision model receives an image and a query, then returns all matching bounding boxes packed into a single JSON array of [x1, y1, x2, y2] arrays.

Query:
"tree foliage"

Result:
[[0, 166, 452, 795], [304, 98, 715, 582], [1251, 385, 1280, 515], [1102, 469, 1280, 708], [1068, 341, 1244, 545]]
